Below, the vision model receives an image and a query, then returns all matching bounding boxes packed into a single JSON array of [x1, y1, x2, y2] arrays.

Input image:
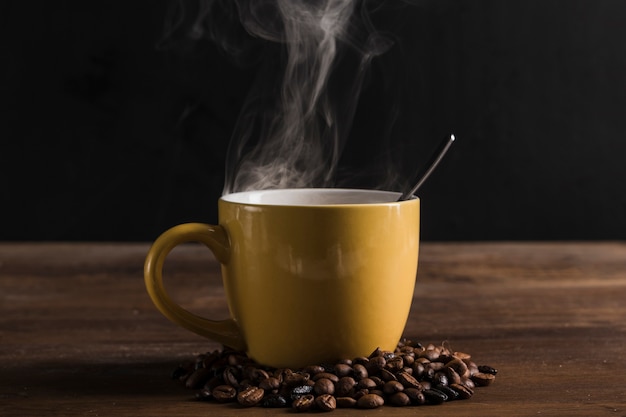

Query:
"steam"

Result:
[[170, 0, 395, 194]]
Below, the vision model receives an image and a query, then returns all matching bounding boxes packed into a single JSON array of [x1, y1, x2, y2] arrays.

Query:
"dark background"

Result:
[[1, 0, 625, 241]]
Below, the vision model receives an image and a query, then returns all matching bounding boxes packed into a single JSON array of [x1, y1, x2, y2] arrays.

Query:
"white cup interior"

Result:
[[222, 188, 404, 206]]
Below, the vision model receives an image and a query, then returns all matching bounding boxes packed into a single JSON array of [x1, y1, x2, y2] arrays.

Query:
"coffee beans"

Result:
[[175, 340, 497, 411]]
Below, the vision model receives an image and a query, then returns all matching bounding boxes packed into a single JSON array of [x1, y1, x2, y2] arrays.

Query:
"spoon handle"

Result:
[[397, 134, 456, 201]]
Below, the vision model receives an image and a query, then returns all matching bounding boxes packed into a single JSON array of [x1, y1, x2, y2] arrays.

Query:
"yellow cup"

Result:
[[144, 188, 419, 368]]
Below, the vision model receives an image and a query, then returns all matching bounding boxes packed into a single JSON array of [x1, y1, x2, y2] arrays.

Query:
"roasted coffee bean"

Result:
[[245, 366, 269, 383], [237, 386, 264, 407], [258, 376, 280, 391], [366, 356, 386, 374], [435, 384, 459, 401], [471, 372, 496, 387], [357, 393, 385, 409], [401, 354, 415, 366], [380, 368, 397, 382], [357, 377, 377, 390], [444, 366, 462, 385], [450, 383, 474, 400], [185, 367, 212, 389], [335, 376, 356, 397], [290, 384, 314, 401], [383, 380, 404, 395], [262, 393, 288, 408], [412, 362, 426, 379], [478, 365, 498, 375], [396, 371, 421, 389], [303, 365, 325, 375], [177, 341, 497, 411], [284, 371, 310, 386], [312, 372, 339, 383], [433, 371, 449, 387], [313, 378, 335, 396], [334, 363, 353, 377], [423, 388, 447, 405], [336, 396, 357, 408], [292, 394, 315, 412], [315, 394, 337, 412], [222, 366, 240, 387], [419, 348, 440, 362], [212, 384, 237, 402], [404, 387, 426, 405], [389, 391, 411, 406], [352, 363, 368, 380], [446, 358, 470, 378]]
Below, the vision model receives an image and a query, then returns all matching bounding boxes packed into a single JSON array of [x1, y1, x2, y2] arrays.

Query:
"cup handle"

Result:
[[144, 222, 246, 351]]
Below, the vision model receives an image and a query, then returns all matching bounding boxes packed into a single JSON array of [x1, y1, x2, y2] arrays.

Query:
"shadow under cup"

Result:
[[144, 188, 420, 369]]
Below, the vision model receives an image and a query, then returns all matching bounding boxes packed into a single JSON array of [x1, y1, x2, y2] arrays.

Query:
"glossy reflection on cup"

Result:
[[144, 188, 420, 368]]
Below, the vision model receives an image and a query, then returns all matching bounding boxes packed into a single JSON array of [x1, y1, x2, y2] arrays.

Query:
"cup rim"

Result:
[[220, 188, 418, 206]]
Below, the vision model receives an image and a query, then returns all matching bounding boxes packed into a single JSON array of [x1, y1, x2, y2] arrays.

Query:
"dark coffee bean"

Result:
[[315, 393, 337, 412], [461, 378, 476, 390], [450, 383, 474, 400], [292, 394, 315, 412], [412, 362, 426, 378], [284, 371, 310, 386], [404, 387, 426, 405], [222, 366, 240, 387], [433, 371, 449, 387], [356, 393, 385, 409], [380, 368, 397, 382], [419, 348, 440, 361], [335, 376, 356, 397], [212, 384, 237, 402], [334, 363, 353, 377], [262, 393, 288, 408], [383, 380, 404, 395], [435, 384, 459, 401], [336, 396, 357, 408], [423, 388, 447, 405], [237, 386, 264, 407], [396, 371, 421, 389], [444, 366, 462, 385], [303, 365, 325, 375], [245, 366, 269, 383], [312, 372, 339, 383], [290, 384, 314, 401], [185, 367, 211, 389], [357, 377, 377, 390], [313, 378, 335, 395], [389, 391, 411, 406], [353, 363, 368, 380], [478, 365, 498, 375], [471, 372, 496, 387], [446, 358, 470, 379], [401, 354, 415, 366], [385, 356, 404, 371], [258, 376, 280, 391], [365, 356, 386, 375]]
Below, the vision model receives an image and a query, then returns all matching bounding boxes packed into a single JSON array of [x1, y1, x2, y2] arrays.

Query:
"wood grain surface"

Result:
[[1, 242, 625, 416]]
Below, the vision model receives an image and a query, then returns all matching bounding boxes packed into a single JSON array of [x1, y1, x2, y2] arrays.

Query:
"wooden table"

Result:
[[1, 242, 625, 416]]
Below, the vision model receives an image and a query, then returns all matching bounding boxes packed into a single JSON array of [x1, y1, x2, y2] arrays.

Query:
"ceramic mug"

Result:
[[144, 188, 420, 368]]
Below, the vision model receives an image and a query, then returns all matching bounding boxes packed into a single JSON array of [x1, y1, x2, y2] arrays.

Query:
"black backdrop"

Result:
[[1, 1, 625, 241]]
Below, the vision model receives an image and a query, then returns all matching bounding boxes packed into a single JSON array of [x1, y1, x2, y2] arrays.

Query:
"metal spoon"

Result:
[[397, 134, 456, 201]]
